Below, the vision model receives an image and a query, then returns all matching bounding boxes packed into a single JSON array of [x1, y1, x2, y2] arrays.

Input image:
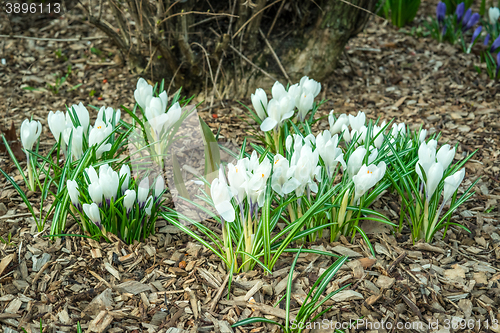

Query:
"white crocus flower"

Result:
[[138, 177, 149, 207], [260, 97, 294, 132], [148, 102, 182, 136], [373, 124, 385, 149], [347, 146, 367, 178], [316, 131, 346, 179], [67, 180, 80, 208], [251, 88, 268, 120], [83, 203, 101, 228], [286, 145, 321, 197], [415, 140, 437, 182], [341, 124, 351, 143], [71, 102, 90, 131], [88, 120, 113, 158], [443, 168, 465, 204], [296, 91, 315, 121], [271, 81, 288, 101], [20, 119, 42, 155], [63, 126, 84, 160], [124, 189, 136, 213], [247, 150, 260, 173], [424, 162, 443, 199], [97, 106, 121, 125], [353, 162, 387, 203], [391, 123, 405, 138], [368, 146, 378, 164], [154, 176, 165, 199], [134, 78, 153, 110], [227, 158, 249, 202], [88, 182, 103, 205], [85, 165, 100, 184], [489, 7, 500, 25], [145, 92, 168, 121], [329, 112, 349, 135], [244, 158, 272, 207], [99, 165, 119, 203], [299, 76, 321, 99], [211, 167, 235, 222], [272, 154, 297, 196], [119, 165, 131, 193], [48, 110, 67, 143], [348, 111, 366, 131], [419, 129, 427, 143], [436, 144, 455, 170]]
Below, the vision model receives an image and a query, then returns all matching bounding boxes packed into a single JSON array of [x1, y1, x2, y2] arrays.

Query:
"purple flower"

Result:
[[436, 2, 447, 23], [456, 2, 465, 23], [491, 36, 500, 52], [471, 26, 482, 45], [442, 24, 448, 36], [484, 33, 491, 46], [464, 13, 480, 31], [462, 9, 472, 26], [496, 52, 500, 78]]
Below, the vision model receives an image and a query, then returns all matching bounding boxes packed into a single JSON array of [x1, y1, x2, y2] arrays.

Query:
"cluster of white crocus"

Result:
[[415, 140, 463, 202], [67, 163, 165, 229], [211, 151, 272, 222], [48, 104, 120, 159], [252, 76, 321, 132], [134, 78, 181, 137]]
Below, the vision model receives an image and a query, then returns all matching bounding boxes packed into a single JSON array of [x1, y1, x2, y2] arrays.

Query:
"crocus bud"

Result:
[[20, 119, 42, 154], [67, 180, 80, 208], [348, 111, 366, 131], [425, 162, 444, 199], [88, 182, 103, 205], [124, 189, 136, 214], [443, 168, 465, 204], [489, 7, 500, 25], [329, 112, 349, 135], [138, 177, 149, 207], [347, 146, 367, 178], [251, 88, 268, 120], [211, 166, 235, 222], [419, 129, 427, 143], [462, 8, 472, 26], [83, 203, 101, 228], [134, 78, 153, 110], [456, 2, 465, 23], [436, 2, 446, 23], [437, 144, 455, 170], [119, 165, 131, 193], [154, 176, 165, 199], [464, 13, 480, 31], [71, 102, 90, 131], [48, 110, 66, 143], [484, 33, 490, 46], [100, 167, 119, 203]]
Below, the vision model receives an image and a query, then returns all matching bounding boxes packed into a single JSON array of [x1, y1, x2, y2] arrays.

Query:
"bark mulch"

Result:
[[0, 1, 499, 332]]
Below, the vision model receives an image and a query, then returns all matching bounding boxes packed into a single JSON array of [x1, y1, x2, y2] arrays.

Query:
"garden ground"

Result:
[[0, 1, 499, 332]]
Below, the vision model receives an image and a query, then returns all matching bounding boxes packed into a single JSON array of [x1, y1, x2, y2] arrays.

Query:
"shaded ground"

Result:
[[0, 2, 500, 333]]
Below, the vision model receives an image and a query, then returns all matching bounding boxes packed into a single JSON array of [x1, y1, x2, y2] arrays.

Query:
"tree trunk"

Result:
[[81, 0, 377, 97]]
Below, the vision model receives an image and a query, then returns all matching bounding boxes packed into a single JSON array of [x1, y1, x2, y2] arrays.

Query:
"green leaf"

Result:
[[199, 116, 221, 189]]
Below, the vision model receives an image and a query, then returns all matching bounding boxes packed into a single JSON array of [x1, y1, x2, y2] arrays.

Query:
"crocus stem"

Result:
[[244, 212, 252, 271], [26, 155, 35, 191], [273, 128, 280, 154], [288, 205, 296, 223], [422, 200, 429, 241], [330, 195, 337, 243]]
